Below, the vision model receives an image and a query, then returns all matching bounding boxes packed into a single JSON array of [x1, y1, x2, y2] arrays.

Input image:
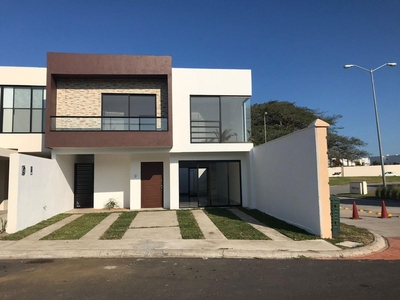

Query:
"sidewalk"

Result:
[[0, 209, 388, 260]]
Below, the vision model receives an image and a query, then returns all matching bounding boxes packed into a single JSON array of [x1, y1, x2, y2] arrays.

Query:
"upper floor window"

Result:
[[102, 94, 165, 131], [190, 96, 251, 143], [0, 86, 46, 133]]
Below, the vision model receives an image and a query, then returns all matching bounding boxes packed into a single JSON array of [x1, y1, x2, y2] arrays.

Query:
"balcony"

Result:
[[46, 116, 171, 148], [50, 116, 168, 132]]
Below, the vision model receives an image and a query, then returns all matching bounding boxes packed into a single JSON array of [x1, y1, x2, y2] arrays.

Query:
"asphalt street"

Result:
[[1, 258, 400, 299]]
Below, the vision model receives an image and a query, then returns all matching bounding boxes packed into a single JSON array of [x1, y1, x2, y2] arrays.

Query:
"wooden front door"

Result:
[[141, 162, 163, 208]]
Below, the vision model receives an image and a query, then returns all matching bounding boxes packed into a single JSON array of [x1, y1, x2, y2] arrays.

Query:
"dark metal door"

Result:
[[74, 163, 94, 208]]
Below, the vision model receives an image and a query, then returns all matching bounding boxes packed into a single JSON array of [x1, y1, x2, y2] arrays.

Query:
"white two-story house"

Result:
[[1, 52, 252, 215]]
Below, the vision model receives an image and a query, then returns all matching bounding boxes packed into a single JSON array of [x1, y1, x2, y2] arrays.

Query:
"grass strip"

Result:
[[336, 193, 377, 199], [238, 208, 318, 241], [329, 176, 399, 186], [41, 213, 110, 240], [326, 223, 374, 247], [100, 212, 138, 240], [176, 210, 204, 239], [1, 214, 71, 241], [204, 208, 268, 240]]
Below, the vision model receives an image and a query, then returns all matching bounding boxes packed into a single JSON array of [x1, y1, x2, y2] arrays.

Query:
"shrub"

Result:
[[104, 198, 119, 210], [0, 218, 6, 233], [375, 186, 383, 198], [384, 187, 392, 199], [390, 186, 400, 200]]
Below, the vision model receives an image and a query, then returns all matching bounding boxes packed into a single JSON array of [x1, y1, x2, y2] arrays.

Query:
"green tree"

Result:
[[327, 133, 369, 165], [251, 101, 369, 162]]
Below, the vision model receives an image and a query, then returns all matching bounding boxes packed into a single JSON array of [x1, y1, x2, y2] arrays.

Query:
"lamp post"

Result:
[[264, 112, 268, 143], [344, 62, 397, 187]]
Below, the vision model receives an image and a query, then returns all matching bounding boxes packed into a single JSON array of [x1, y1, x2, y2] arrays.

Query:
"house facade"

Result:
[[1, 52, 252, 213], [1, 52, 332, 238]]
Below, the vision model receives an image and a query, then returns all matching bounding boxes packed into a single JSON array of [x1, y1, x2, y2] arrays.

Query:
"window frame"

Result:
[[0, 86, 46, 134], [190, 95, 251, 143], [101, 93, 157, 131]]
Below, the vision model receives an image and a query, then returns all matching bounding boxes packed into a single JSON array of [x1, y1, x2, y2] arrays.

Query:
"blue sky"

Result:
[[1, 0, 399, 155]]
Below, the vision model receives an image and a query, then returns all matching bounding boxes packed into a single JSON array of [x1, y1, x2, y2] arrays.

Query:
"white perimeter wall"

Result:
[[7, 153, 74, 233], [251, 120, 331, 238], [329, 165, 400, 177], [171, 68, 253, 153]]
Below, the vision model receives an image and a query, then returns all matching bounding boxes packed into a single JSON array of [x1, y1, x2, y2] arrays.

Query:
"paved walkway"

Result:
[[0, 208, 388, 260]]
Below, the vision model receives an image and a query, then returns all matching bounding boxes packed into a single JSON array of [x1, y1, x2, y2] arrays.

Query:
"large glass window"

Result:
[[0, 86, 46, 133], [102, 94, 157, 131], [179, 160, 242, 208], [190, 96, 251, 143]]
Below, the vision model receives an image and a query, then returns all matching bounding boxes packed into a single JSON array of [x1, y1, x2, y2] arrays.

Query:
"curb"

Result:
[[0, 232, 388, 260]]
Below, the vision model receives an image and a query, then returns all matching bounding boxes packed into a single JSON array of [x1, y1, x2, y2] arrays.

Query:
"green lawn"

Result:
[[100, 212, 138, 240], [326, 223, 374, 247], [204, 208, 268, 240], [42, 213, 110, 240], [176, 210, 204, 239], [329, 176, 398, 186], [1, 214, 71, 241], [336, 193, 377, 199], [238, 208, 318, 241]]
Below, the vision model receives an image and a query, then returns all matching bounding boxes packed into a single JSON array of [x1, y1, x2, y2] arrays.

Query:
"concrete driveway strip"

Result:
[[123, 227, 182, 240], [24, 214, 83, 241], [191, 209, 227, 240], [123, 211, 181, 240], [130, 211, 178, 228], [229, 208, 292, 241], [80, 213, 121, 240]]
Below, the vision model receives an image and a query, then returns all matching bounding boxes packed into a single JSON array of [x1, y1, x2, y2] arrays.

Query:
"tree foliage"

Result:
[[251, 101, 369, 162]]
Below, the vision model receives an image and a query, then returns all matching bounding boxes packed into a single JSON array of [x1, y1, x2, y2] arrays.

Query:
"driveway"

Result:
[[339, 197, 400, 237]]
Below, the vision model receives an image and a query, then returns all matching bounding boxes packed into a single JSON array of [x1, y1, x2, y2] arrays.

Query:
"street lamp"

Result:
[[344, 62, 397, 187], [264, 112, 268, 143]]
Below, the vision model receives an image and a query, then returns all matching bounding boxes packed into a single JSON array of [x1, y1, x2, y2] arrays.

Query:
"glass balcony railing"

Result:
[[50, 116, 168, 132]]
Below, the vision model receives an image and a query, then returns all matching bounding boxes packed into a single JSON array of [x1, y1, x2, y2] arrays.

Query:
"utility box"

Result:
[[349, 181, 368, 195], [330, 195, 340, 236]]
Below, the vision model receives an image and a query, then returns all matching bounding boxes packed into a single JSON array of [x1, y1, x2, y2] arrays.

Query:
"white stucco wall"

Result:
[[0, 67, 46, 86], [94, 154, 130, 209], [171, 68, 253, 153], [0, 134, 48, 154], [7, 153, 74, 233], [251, 122, 331, 237]]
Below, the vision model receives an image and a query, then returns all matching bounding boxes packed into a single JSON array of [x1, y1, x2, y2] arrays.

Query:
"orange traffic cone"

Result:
[[380, 200, 390, 218], [351, 201, 361, 219]]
